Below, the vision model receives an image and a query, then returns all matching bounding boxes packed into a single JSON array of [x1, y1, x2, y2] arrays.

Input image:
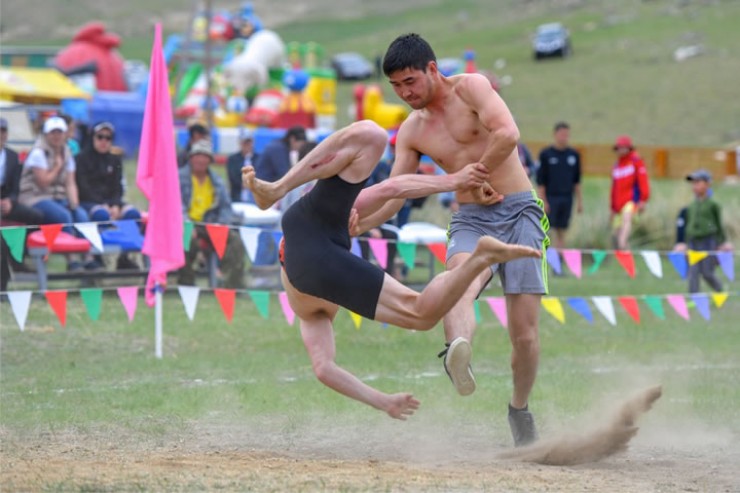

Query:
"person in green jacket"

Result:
[[674, 169, 733, 293]]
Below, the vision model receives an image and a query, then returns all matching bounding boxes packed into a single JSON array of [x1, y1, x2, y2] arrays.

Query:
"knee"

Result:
[[511, 329, 539, 354], [311, 358, 335, 384], [122, 207, 141, 220], [90, 208, 110, 222], [349, 120, 387, 147]]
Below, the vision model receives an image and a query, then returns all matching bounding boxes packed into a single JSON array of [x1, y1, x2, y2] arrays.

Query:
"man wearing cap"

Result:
[[609, 134, 650, 250], [178, 122, 210, 168], [677, 169, 733, 293], [226, 128, 260, 203], [178, 139, 245, 289]]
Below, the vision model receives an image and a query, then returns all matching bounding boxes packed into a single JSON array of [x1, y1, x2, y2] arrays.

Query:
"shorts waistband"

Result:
[[459, 190, 537, 213]]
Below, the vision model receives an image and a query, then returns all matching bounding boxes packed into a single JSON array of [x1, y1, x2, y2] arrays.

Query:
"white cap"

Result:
[[43, 116, 68, 134]]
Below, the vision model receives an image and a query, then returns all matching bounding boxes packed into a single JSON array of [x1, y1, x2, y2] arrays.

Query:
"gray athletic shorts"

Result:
[[446, 190, 550, 295]]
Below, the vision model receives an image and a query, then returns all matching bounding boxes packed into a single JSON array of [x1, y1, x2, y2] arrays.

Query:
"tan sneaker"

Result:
[[438, 337, 476, 396]]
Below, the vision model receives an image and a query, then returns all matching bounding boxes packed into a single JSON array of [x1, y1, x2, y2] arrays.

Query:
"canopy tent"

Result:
[[0, 67, 90, 104]]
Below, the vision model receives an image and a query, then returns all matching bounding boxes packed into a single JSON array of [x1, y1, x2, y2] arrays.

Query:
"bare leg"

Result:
[[442, 255, 489, 344], [553, 228, 566, 251], [243, 120, 388, 209], [616, 211, 633, 250], [506, 293, 541, 409]]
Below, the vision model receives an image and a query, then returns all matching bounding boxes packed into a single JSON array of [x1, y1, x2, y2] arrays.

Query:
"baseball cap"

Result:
[[43, 116, 68, 134], [613, 135, 633, 150], [686, 169, 712, 182], [0, 117, 7, 130], [93, 121, 115, 134], [189, 139, 214, 160]]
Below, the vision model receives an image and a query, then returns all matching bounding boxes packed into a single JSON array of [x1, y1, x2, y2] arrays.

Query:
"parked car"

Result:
[[330, 52, 374, 81], [533, 23, 572, 60]]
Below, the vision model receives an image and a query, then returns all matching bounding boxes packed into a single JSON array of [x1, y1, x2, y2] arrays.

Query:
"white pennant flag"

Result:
[[178, 285, 200, 321], [8, 290, 32, 331], [74, 222, 104, 253], [592, 296, 617, 326], [640, 251, 663, 278], [239, 227, 261, 263]]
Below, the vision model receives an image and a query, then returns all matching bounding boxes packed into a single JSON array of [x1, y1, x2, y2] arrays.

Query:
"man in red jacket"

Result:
[[610, 135, 650, 250]]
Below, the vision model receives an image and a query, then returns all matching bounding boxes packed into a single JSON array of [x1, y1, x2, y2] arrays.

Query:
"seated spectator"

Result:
[[226, 128, 259, 203], [178, 140, 245, 289], [18, 116, 97, 271], [60, 113, 81, 156], [177, 122, 209, 168], [75, 121, 142, 270], [254, 125, 306, 185]]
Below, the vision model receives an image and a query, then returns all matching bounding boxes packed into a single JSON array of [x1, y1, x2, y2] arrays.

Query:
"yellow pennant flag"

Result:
[[688, 250, 708, 266], [541, 297, 565, 324], [349, 311, 363, 330], [711, 292, 728, 308]]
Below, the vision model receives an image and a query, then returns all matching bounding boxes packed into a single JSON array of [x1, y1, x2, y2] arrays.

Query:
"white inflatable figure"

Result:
[[224, 29, 286, 94]]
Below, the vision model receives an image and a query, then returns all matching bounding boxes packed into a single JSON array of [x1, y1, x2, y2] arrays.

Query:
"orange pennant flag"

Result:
[[614, 250, 636, 278], [40, 224, 63, 249], [618, 296, 640, 324], [45, 290, 68, 327], [205, 224, 230, 259], [427, 243, 447, 264], [214, 288, 236, 323]]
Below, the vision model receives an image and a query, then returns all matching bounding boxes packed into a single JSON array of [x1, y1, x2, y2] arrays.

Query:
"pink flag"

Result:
[[486, 297, 508, 329], [117, 286, 139, 322], [368, 238, 388, 269], [136, 24, 184, 306], [562, 249, 582, 278], [279, 291, 296, 326], [667, 294, 690, 321]]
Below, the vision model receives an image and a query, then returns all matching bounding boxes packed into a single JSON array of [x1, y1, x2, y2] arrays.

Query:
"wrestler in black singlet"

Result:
[[280, 174, 385, 319]]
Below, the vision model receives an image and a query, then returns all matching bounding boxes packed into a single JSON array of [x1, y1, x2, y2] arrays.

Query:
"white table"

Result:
[[232, 202, 282, 226], [398, 222, 448, 281]]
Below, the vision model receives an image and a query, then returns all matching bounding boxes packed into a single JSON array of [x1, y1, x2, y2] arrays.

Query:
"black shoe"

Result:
[[84, 259, 104, 271], [116, 254, 139, 271], [508, 404, 539, 447], [67, 261, 83, 272], [437, 337, 476, 396]]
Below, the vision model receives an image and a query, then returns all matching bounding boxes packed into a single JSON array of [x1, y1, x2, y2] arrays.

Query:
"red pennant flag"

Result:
[[45, 290, 68, 327], [205, 224, 229, 259], [40, 224, 63, 249], [214, 288, 236, 323], [618, 296, 640, 324], [614, 250, 636, 278], [427, 243, 447, 264]]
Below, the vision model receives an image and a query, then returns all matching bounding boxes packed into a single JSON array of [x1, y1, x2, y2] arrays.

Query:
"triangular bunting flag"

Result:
[[486, 297, 508, 329], [183, 220, 194, 252], [205, 224, 229, 259], [716, 252, 734, 281], [368, 238, 388, 269], [397, 242, 417, 270], [643, 296, 665, 320], [666, 294, 689, 321], [615, 250, 636, 278], [45, 290, 68, 327], [1, 227, 26, 262], [428, 243, 447, 264], [567, 297, 592, 323], [592, 296, 616, 326], [239, 226, 261, 263], [546, 248, 562, 275], [711, 292, 728, 308], [248, 290, 270, 319], [349, 310, 363, 330], [278, 291, 295, 325], [562, 249, 582, 278], [74, 222, 104, 253], [272, 231, 283, 249], [117, 286, 139, 322], [618, 296, 640, 323], [178, 285, 200, 321], [474, 299, 481, 324], [690, 293, 711, 321], [588, 250, 607, 274], [640, 251, 663, 278], [80, 288, 103, 321], [214, 288, 236, 323], [7, 290, 32, 331], [667, 252, 688, 279], [40, 224, 63, 249], [687, 250, 708, 266], [350, 237, 362, 257], [541, 297, 565, 324]]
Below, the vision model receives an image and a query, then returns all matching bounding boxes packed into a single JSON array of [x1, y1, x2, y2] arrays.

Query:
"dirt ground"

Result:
[[2, 413, 738, 492]]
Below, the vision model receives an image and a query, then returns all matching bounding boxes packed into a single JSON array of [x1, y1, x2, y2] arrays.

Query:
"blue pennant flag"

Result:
[[567, 297, 593, 323], [667, 252, 688, 279], [351, 237, 362, 257], [690, 293, 711, 321], [271, 231, 284, 248], [546, 248, 562, 275]]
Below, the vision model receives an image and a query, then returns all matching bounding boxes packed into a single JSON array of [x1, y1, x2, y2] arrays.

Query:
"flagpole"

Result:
[[155, 284, 163, 359]]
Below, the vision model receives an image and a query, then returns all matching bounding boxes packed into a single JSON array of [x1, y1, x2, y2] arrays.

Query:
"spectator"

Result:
[[254, 125, 306, 187], [18, 116, 97, 271], [75, 121, 142, 270], [536, 121, 582, 251], [226, 128, 259, 203], [675, 169, 732, 293], [1, 117, 44, 290], [518, 142, 537, 179], [609, 135, 649, 250], [178, 140, 245, 289], [60, 113, 81, 156], [177, 122, 209, 168]]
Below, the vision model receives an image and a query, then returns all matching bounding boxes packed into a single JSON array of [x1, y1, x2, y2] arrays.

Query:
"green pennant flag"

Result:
[[588, 250, 607, 274], [1, 227, 26, 263], [80, 288, 103, 321], [397, 242, 417, 270], [182, 220, 194, 252], [474, 299, 481, 324], [248, 290, 270, 319], [643, 296, 665, 320]]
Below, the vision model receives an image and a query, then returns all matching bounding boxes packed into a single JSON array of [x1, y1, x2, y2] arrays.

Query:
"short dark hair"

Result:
[[382, 33, 437, 76], [554, 121, 570, 132], [284, 126, 307, 143], [188, 123, 208, 139]]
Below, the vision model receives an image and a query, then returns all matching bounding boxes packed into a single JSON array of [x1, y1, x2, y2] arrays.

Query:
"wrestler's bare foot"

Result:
[[384, 393, 420, 420], [241, 166, 282, 210], [474, 235, 542, 265]]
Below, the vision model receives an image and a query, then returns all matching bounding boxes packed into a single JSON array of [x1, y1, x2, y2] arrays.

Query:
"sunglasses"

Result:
[[95, 134, 113, 141]]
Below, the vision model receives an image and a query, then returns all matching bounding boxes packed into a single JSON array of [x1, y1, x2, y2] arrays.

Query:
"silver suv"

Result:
[[533, 23, 572, 60]]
